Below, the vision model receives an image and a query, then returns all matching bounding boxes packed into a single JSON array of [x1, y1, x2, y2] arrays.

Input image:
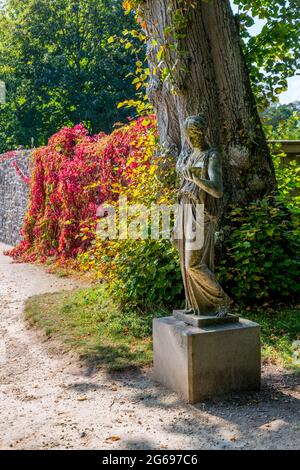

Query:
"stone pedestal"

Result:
[[173, 309, 240, 327], [153, 315, 261, 403]]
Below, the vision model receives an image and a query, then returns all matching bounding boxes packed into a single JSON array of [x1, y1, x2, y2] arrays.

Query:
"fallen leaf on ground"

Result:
[[105, 435, 121, 442]]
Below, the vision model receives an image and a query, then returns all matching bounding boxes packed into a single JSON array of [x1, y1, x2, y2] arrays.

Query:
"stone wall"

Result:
[[0, 150, 31, 245]]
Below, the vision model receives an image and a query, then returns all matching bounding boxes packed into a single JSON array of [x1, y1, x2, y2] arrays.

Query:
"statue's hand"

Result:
[[190, 167, 203, 178], [183, 169, 194, 181]]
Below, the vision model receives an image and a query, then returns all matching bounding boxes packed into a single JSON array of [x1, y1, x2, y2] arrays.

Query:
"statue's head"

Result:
[[183, 114, 207, 149]]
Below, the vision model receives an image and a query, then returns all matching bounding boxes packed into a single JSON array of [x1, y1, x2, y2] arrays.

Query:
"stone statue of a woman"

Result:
[[173, 114, 230, 317]]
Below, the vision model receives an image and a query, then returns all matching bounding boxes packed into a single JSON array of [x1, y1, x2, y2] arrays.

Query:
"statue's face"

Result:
[[185, 126, 205, 149]]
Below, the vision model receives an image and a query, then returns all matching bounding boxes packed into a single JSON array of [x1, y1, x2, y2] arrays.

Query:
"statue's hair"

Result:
[[183, 114, 207, 132]]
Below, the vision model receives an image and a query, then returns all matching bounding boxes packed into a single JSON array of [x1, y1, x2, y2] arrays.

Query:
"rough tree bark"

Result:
[[140, 0, 277, 210]]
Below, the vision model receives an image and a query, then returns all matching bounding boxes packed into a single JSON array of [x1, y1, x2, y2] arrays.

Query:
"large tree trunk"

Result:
[[140, 0, 276, 209]]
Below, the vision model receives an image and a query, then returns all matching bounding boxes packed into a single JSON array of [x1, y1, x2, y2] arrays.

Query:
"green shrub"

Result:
[[217, 195, 300, 304], [109, 239, 184, 311]]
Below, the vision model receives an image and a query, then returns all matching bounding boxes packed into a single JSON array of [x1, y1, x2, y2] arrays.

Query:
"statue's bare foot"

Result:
[[215, 295, 231, 318], [182, 308, 194, 315], [216, 309, 228, 318]]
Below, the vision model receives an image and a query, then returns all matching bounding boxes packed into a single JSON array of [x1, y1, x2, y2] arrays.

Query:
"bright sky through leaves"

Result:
[[230, 0, 300, 104]]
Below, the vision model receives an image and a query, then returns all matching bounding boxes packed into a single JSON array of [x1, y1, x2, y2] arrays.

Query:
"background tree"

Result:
[[236, 0, 299, 110], [128, 0, 299, 211], [0, 0, 139, 152], [262, 102, 300, 140]]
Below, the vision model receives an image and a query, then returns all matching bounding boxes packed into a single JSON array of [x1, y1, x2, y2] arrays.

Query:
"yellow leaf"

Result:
[[142, 118, 151, 127], [117, 101, 126, 108], [123, 0, 131, 14]]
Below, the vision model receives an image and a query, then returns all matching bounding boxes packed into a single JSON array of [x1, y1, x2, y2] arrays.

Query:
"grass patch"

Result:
[[25, 285, 300, 371], [24, 285, 166, 371], [242, 307, 300, 368]]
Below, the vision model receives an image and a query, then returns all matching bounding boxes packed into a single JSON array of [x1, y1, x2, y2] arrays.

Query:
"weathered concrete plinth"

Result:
[[153, 315, 261, 403], [173, 309, 240, 327]]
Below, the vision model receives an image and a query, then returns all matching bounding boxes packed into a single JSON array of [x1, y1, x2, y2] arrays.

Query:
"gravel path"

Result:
[[0, 242, 299, 450]]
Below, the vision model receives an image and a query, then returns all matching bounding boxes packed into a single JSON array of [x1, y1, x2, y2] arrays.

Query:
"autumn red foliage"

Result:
[[7, 117, 157, 263]]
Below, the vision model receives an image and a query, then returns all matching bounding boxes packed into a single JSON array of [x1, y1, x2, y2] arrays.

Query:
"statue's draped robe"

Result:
[[174, 149, 228, 315]]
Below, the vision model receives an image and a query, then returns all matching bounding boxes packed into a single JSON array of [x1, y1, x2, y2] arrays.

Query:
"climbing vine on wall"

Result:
[[7, 116, 159, 263]]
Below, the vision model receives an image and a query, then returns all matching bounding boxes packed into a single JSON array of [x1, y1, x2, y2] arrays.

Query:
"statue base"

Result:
[[153, 315, 261, 403], [173, 309, 239, 327]]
